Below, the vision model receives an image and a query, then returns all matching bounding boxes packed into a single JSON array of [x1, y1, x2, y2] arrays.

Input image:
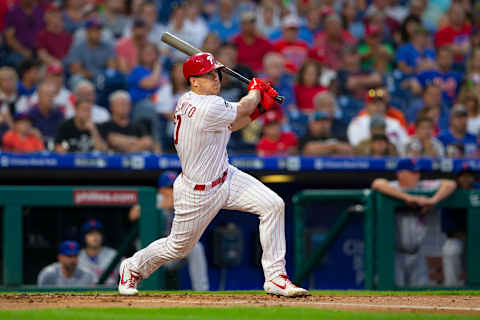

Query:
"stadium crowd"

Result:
[[0, 0, 479, 157]]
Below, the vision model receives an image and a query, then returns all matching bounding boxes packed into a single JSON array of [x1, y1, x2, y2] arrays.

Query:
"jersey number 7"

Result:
[[174, 114, 181, 145]]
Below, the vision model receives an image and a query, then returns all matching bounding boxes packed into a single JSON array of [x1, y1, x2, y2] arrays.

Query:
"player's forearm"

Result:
[[371, 178, 411, 202], [431, 180, 457, 203], [237, 90, 261, 118]]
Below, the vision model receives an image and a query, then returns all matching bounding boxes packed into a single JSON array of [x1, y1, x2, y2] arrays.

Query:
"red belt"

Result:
[[194, 169, 228, 191]]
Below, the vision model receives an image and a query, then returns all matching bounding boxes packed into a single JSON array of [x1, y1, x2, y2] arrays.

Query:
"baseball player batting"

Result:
[[118, 52, 309, 297]]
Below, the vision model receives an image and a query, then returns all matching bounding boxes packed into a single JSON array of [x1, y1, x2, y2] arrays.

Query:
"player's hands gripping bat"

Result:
[[161, 32, 285, 104]]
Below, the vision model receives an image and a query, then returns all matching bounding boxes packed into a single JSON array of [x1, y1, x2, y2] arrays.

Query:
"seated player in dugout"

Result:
[[129, 171, 210, 291], [372, 159, 457, 287], [37, 240, 96, 287], [78, 219, 119, 286], [118, 52, 309, 297]]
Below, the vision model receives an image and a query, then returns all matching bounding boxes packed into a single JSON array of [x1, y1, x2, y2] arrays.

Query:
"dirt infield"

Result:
[[1, 293, 480, 314]]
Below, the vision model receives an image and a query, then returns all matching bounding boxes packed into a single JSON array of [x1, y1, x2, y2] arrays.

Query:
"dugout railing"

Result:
[[293, 189, 480, 290], [0, 186, 163, 290]]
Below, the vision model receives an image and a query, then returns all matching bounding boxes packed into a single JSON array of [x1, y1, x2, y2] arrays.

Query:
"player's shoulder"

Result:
[[41, 262, 61, 275]]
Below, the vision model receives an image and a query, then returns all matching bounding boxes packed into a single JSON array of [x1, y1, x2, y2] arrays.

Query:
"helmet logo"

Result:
[[207, 55, 214, 65]]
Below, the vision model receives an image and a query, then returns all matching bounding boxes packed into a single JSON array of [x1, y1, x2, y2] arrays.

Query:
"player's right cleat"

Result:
[[118, 259, 141, 295], [264, 275, 310, 297]]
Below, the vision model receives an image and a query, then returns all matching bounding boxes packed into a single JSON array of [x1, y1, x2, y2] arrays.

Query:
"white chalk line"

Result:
[[131, 299, 480, 312]]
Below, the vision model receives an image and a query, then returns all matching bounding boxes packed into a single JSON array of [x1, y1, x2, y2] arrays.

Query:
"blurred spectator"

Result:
[[66, 20, 116, 88], [37, 240, 95, 287], [416, 46, 463, 107], [348, 89, 408, 152], [336, 46, 383, 99], [456, 86, 480, 136], [441, 163, 474, 287], [36, 4, 72, 67], [0, 67, 19, 124], [262, 52, 294, 109], [166, 3, 191, 62], [4, 0, 45, 67], [208, 0, 239, 42], [466, 47, 480, 86], [395, 26, 436, 75], [232, 11, 274, 74], [129, 171, 210, 290], [294, 60, 326, 113], [17, 59, 41, 98], [54, 98, 107, 153], [99, 0, 128, 39], [257, 110, 297, 156], [372, 159, 457, 287], [406, 83, 449, 133], [358, 24, 394, 72], [398, 15, 421, 44], [341, 0, 365, 40], [256, 1, 280, 39], [99, 90, 154, 153], [128, 43, 163, 105], [183, 0, 209, 48], [78, 219, 118, 286], [124, 1, 166, 50], [2, 112, 44, 153], [354, 114, 398, 157], [62, 0, 88, 34], [27, 81, 64, 146], [116, 19, 149, 73], [313, 92, 347, 140], [74, 81, 111, 124], [408, 0, 426, 21], [273, 15, 309, 71], [153, 63, 187, 153], [404, 117, 445, 157], [366, 0, 408, 26], [201, 33, 221, 55], [438, 104, 478, 157], [310, 13, 356, 70], [299, 111, 352, 156], [434, 3, 471, 62], [72, 10, 115, 48]]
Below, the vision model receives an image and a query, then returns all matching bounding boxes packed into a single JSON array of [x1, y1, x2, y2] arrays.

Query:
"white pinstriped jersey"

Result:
[[173, 91, 238, 184]]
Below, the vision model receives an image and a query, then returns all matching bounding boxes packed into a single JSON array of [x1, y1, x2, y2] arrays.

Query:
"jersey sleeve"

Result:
[[202, 96, 238, 131]]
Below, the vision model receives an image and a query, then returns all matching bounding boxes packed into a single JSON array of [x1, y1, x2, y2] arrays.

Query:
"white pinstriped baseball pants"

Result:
[[128, 165, 287, 282]]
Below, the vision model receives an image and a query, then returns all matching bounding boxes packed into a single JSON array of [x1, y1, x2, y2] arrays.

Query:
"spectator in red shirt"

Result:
[[36, 3, 73, 67], [273, 15, 310, 71], [294, 60, 327, 113], [257, 110, 297, 157], [232, 11, 274, 74], [310, 13, 356, 70], [2, 112, 44, 153], [435, 3, 471, 61], [116, 19, 150, 74]]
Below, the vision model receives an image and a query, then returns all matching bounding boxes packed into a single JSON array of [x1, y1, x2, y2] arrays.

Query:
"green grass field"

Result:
[[1, 307, 480, 320], [1, 290, 480, 320]]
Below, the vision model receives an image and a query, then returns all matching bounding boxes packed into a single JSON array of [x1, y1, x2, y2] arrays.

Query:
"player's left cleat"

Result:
[[264, 275, 310, 297], [118, 259, 142, 295]]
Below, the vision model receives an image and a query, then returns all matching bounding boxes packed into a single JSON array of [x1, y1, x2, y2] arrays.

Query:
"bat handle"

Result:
[[219, 67, 286, 105]]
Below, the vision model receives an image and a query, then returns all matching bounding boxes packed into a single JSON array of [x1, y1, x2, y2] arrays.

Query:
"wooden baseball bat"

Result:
[[161, 32, 285, 104]]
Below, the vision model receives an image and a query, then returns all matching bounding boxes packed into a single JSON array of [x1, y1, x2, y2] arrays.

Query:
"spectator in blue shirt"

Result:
[[395, 26, 436, 75], [28, 81, 64, 148], [17, 59, 41, 98], [416, 46, 464, 107], [208, 0, 240, 42], [438, 104, 478, 157]]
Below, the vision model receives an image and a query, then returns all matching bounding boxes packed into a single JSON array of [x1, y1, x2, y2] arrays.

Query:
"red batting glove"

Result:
[[259, 82, 278, 111], [248, 78, 266, 91]]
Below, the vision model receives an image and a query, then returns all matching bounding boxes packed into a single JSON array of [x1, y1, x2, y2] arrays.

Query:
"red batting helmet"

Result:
[[183, 52, 223, 83]]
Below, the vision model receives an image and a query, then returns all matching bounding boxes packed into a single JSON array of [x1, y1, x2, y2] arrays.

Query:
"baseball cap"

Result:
[[241, 11, 256, 23], [81, 219, 104, 234], [396, 158, 421, 172], [282, 15, 301, 29], [451, 104, 468, 117], [311, 111, 330, 121], [13, 112, 32, 122], [455, 161, 474, 175], [86, 19, 103, 29], [59, 240, 80, 256], [158, 171, 178, 188], [371, 132, 388, 141], [45, 2, 60, 12], [320, 6, 336, 17], [263, 110, 283, 125], [46, 64, 64, 75], [370, 114, 386, 128]]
